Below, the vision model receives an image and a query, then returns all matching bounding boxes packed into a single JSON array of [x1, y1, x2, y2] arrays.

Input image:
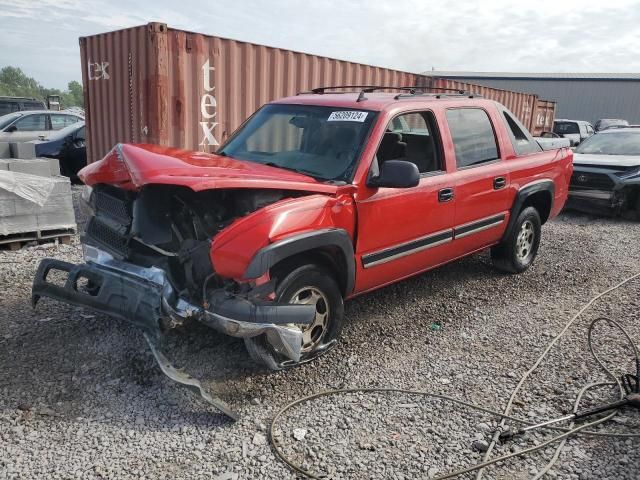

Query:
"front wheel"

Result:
[[244, 264, 344, 370], [491, 207, 541, 274]]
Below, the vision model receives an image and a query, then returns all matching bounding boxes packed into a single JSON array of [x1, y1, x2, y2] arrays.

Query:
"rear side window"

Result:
[[64, 116, 80, 126], [446, 108, 499, 168], [23, 101, 44, 111], [502, 111, 541, 156], [50, 114, 68, 130], [0, 101, 18, 116]]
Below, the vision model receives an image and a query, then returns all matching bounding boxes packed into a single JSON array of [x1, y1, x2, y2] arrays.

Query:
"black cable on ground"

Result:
[[269, 272, 640, 479]]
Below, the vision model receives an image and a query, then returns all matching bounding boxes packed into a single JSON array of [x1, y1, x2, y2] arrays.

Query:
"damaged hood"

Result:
[[79, 143, 342, 194], [573, 153, 640, 168]]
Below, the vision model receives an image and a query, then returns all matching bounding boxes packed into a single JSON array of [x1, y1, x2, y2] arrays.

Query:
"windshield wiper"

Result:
[[264, 162, 322, 180]]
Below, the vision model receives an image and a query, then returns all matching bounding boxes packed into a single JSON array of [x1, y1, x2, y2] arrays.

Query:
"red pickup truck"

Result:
[[33, 87, 572, 417]]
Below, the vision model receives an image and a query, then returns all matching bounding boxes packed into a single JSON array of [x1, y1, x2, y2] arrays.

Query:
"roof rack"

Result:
[[392, 86, 482, 100], [300, 85, 481, 102], [308, 85, 416, 94]]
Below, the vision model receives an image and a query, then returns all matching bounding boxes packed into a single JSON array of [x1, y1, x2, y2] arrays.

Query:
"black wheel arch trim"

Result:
[[503, 180, 554, 241], [243, 228, 356, 296]]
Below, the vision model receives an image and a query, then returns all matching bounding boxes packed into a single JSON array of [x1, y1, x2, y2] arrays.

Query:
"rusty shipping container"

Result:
[[530, 99, 557, 136], [80, 23, 556, 162], [80, 23, 420, 163]]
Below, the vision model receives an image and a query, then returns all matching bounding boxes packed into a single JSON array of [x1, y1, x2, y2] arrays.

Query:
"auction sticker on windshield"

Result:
[[328, 111, 368, 122]]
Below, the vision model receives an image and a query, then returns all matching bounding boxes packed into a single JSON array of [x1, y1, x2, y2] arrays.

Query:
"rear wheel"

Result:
[[491, 207, 541, 273], [244, 264, 344, 370]]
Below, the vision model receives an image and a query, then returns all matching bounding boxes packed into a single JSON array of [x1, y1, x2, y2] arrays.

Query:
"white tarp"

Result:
[[0, 170, 56, 207]]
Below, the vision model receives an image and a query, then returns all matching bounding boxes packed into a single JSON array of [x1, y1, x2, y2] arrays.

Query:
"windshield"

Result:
[[575, 131, 640, 155], [219, 104, 377, 182], [0, 112, 23, 130], [553, 121, 579, 135]]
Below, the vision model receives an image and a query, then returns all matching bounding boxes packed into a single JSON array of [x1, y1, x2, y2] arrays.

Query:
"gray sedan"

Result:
[[0, 110, 84, 143]]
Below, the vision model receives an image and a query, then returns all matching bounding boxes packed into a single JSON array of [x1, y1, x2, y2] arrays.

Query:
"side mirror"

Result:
[[5, 125, 17, 133], [367, 160, 420, 189]]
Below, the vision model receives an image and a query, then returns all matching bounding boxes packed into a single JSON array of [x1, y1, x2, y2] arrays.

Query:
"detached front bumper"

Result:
[[31, 246, 315, 419], [566, 188, 621, 214]]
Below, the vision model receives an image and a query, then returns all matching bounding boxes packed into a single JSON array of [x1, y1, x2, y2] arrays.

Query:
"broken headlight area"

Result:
[[81, 184, 290, 301], [31, 184, 315, 420]]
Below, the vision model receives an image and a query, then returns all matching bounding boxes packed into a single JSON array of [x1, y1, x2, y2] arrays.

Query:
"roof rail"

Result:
[[308, 85, 417, 94], [300, 85, 481, 102], [393, 86, 482, 100]]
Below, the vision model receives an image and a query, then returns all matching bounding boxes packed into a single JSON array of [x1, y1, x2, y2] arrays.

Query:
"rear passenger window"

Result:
[[502, 111, 541, 156], [50, 114, 68, 130], [446, 108, 498, 168], [376, 111, 443, 174], [64, 116, 80, 126]]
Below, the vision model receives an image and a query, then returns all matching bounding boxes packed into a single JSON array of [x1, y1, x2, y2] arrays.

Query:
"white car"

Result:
[[0, 110, 84, 143], [552, 119, 594, 147]]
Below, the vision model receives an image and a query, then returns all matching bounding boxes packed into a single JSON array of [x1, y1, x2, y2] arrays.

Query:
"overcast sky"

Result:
[[1, 0, 640, 90]]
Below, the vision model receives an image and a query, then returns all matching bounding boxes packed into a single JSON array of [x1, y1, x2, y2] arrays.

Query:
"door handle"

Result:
[[493, 177, 507, 190], [438, 187, 454, 203]]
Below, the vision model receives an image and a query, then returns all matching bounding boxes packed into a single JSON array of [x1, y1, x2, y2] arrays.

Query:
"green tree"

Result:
[[0, 66, 84, 108], [67, 81, 84, 107], [0, 66, 42, 98]]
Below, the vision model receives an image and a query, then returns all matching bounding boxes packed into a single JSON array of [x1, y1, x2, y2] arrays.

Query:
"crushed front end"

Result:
[[32, 183, 315, 420]]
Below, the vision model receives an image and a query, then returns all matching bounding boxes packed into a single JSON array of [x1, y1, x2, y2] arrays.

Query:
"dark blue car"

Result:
[[30, 121, 86, 180]]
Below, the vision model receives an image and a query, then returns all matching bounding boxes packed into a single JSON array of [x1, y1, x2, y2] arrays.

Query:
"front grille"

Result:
[[570, 171, 614, 190], [93, 188, 132, 224], [86, 217, 129, 257]]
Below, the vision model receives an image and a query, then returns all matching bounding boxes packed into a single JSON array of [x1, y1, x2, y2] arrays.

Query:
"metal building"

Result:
[[423, 72, 640, 125]]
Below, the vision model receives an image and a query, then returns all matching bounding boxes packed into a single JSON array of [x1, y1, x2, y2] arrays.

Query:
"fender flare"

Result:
[[503, 180, 554, 241], [244, 228, 356, 296]]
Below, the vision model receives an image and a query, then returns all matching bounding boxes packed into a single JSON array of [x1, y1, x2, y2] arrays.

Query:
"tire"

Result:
[[244, 264, 344, 370], [634, 193, 640, 221], [491, 206, 541, 274]]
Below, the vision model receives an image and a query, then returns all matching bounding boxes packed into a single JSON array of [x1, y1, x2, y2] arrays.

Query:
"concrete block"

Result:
[[9, 142, 36, 159], [42, 157, 61, 177], [37, 209, 76, 230], [0, 214, 38, 236], [30, 157, 62, 176], [7, 159, 52, 178], [49, 176, 72, 195], [0, 142, 10, 158]]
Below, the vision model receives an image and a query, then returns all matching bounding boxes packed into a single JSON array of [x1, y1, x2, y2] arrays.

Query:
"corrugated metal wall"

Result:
[[425, 75, 640, 124], [80, 23, 417, 163]]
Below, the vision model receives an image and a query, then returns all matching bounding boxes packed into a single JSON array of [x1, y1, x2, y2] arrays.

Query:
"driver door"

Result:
[[354, 110, 456, 293], [7, 113, 49, 142]]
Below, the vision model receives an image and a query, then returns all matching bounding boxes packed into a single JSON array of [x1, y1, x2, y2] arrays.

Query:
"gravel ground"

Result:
[[1, 188, 640, 479]]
